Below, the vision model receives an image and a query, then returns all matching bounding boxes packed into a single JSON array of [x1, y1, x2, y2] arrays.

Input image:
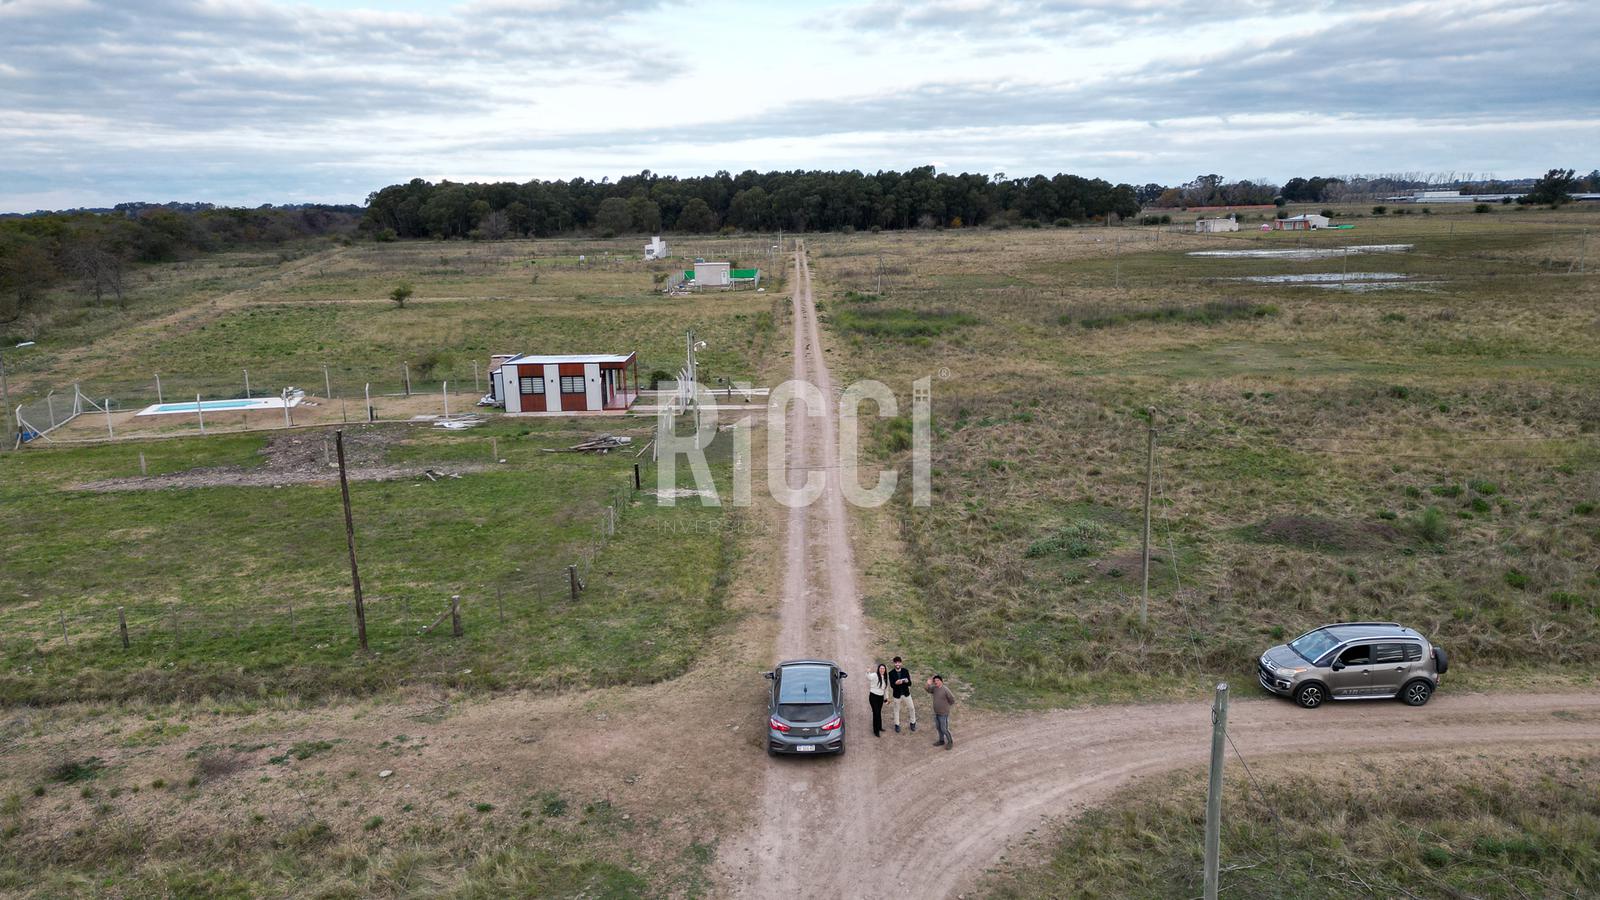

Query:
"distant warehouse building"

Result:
[[1195, 216, 1239, 233], [488, 352, 640, 415]]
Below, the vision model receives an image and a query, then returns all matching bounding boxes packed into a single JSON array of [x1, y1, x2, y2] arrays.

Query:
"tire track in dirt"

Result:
[[719, 245, 882, 892], [715, 244, 1600, 899]]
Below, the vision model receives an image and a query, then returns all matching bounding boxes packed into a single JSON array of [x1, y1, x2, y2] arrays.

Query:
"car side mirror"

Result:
[[839, 671, 847, 679], [763, 671, 774, 680], [1330, 661, 1345, 672]]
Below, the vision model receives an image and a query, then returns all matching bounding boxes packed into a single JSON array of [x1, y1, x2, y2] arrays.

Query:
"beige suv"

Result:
[[1258, 622, 1448, 709]]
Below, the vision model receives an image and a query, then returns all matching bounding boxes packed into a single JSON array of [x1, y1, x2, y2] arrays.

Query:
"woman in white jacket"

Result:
[[867, 662, 889, 737]]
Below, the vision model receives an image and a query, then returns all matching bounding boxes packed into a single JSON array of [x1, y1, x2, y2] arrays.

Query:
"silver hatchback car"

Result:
[[1258, 622, 1449, 709]]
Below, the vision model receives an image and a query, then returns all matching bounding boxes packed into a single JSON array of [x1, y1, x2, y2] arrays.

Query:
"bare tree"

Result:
[[479, 209, 509, 241], [67, 242, 125, 307]]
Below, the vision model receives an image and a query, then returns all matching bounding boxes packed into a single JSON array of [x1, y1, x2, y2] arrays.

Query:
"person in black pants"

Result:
[[868, 662, 888, 737]]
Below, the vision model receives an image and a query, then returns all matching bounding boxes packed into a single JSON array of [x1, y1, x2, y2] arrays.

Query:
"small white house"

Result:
[[489, 352, 639, 415], [691, 261, 731, 287], [1195, 216, 1239, 233], [644, 236, 669, 260], [1275, 214, 1330, 231]]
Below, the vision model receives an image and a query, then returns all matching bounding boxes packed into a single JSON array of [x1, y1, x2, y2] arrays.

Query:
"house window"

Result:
[[560, 375, 585, 394], [519, 376, 543, 394]]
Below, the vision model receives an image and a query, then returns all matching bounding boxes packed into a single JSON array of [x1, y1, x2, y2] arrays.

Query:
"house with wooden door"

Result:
[[489, 352, 640, 415]]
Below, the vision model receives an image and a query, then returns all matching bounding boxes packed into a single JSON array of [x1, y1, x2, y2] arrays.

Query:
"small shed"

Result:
[[1275, 214, 1330, 231], [492, 353, 639, 415], [690, 261, 731, 288], [1195, 216, 1239, 233], [645, 236, 669, 260]]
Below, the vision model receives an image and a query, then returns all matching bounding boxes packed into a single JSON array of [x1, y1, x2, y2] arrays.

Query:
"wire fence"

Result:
[[10, 451, 652, 664], [9, 353, 688, 447]]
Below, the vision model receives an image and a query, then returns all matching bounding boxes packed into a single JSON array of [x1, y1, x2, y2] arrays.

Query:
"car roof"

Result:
[[1320, 622, 1421, 641]]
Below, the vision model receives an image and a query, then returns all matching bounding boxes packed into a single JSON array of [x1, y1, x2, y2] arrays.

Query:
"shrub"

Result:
[[1055, 218, 1075, 228], [1025, 520, 1111, 559], [1414, 506, 1448, 543], [48, 759, 105, 784], [1320, 209, 1335, 218], [1505, 569, 1528, 589], [1372, 206, 1387, 215], [1063, 299, 1276, 329], [647, 368, 672, 389], [389, 281, 414, 309], [833, 307, 977, 339], [1474, 203, 1492, 214]]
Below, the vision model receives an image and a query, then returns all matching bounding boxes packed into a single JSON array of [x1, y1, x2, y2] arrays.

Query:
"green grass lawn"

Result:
[[0, 417, 743, 704]]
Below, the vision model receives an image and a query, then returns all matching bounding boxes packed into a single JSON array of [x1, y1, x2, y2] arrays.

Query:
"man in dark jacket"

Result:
[[888, 656, 916, 733], [925, 674, 956, 749]]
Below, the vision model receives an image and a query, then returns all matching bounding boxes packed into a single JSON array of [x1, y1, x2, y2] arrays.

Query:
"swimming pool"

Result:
[[136, 395, 302, 417]]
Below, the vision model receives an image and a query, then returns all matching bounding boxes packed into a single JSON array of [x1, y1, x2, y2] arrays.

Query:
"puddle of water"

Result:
[[1223, 271, 1441, 291], [1233, 272, 1409, 283], [1305, 280, 1441, 292], [1188, 244, 1413, 259]]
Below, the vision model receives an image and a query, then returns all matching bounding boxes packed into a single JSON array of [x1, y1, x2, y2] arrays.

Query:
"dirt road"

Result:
[[715, 245, 1600, 899]]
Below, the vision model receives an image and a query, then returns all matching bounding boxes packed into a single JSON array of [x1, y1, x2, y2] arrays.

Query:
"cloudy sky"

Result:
[[1, 0, 1595, 211]]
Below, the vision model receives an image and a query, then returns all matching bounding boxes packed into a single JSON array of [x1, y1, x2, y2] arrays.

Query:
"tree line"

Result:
[[361, 168, 1145, 240], [0, 204, 359, 325]]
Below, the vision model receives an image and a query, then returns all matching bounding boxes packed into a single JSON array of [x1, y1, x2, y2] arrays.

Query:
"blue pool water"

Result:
[[150, 399, 268, 413]]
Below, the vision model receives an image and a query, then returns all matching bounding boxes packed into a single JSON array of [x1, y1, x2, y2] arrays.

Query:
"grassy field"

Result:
[[810, 204, 1600, 705], [0, 415, 744, 705], [980, 748, 1600, 899], [1, 234, 780, 704], [5, 234, 783, 432]]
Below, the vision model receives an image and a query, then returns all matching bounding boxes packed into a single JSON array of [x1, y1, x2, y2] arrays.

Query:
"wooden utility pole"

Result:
[[1141, 406, 1156, 629], [335, 430, 368, 651], [118, 606, 129, 649], [1204, 682, 1229, 900], [450, 594, 462, 637]]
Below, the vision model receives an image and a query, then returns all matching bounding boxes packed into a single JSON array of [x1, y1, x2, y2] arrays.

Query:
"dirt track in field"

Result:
[[711, 245, 1600, 900]]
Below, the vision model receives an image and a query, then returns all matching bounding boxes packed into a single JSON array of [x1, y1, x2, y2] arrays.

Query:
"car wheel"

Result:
[[1294, 683, 1326, 709], [1401, 679, 1433, 707]]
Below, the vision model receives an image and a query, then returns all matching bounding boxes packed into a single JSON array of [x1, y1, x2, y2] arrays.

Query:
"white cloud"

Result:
[[0, 0, 1594, 211]]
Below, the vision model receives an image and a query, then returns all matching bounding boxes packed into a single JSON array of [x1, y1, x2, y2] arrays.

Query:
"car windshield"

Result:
[[777, 665, 832, 704], [1288, 628, 1341, 663]]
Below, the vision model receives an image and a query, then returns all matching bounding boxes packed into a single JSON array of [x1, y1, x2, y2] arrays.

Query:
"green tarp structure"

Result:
[[731, 268, 759, 280]]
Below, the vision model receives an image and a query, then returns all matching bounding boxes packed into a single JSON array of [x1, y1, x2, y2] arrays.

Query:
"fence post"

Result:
[[491, 437, 498, 461], [450, 594, 462, 637], [404, 363, 411, 397], [47, 391, 55, 428], [568, 565, 580, 601], [60, 610, 69, 647], [473, 360, 481, 393], [634, 463, 641, 490], [155, 373, 163, 404], [244, 368, 251, 400], [118, 606, 129, 649], [496, 587, 505, 625], [105, 398, 114, 439], [323, 364, 332, 400], [139, 452, 147, 476], [366, 383, 373, 422], [197, 394, 205, 434], [442, 380, 449, 421]]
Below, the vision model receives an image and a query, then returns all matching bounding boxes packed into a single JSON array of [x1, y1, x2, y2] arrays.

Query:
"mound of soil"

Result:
[[74, 427, 489, 491], [1251, 515, 1401, 552]]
